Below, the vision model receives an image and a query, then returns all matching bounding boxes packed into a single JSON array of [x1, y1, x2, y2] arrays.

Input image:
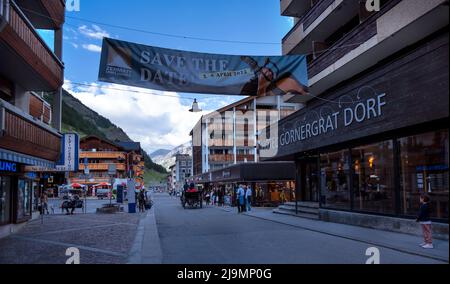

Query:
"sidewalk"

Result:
[[241, 207, 448, 263], [127, 205, 163, 264], [0, 213, 144, 264]]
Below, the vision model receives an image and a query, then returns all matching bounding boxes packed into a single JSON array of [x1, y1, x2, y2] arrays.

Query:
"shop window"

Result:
[[17, 179, 32, 221], [352, 141, 395, 214], [320, 150, 351, 210], [0, 176, 12, 225], [399, 129, 449, 220]]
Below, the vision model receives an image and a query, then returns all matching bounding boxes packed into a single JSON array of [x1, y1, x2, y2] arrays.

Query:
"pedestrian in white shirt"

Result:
[[246, 186, 252, 212]]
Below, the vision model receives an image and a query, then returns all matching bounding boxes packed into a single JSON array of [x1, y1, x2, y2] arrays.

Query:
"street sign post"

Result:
[[108, 164, 117, 206], [84, 158, 89, 214]]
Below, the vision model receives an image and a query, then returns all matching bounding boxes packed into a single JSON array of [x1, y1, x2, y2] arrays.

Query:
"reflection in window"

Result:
[[320, 150, 351, 210], [352, 141, 395, 214], [0, 176, 11, 225], [399, 130, 449, 220], [17, 179, 32, 220]]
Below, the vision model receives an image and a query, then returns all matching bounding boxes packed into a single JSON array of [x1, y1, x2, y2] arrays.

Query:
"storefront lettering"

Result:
[[280, 93, 386, 147], [0, 160, 17, 173]]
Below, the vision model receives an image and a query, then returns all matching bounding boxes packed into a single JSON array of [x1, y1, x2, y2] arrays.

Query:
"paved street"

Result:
[[0, 213, 142, 264], [154, 194, 448, 264], [0, 193, 448, 264]]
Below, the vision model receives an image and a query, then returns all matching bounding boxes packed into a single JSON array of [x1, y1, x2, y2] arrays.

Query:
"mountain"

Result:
[[153, 142, 192, 171], [150, 149, 171, 158], [44, 90, 167, 174]]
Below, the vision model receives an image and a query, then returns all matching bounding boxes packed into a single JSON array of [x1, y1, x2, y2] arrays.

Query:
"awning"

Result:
[[0, 148, 55, 168], [198, 162, 296, 184]]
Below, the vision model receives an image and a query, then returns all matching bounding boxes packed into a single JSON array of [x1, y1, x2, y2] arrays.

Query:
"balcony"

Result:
[[281, 0, 312, 17], [236, 155, 255, 163], [0, 0, 64, 91], [79, 163, 126, 171], [284, 0, 449, 102], [80, 151, 126, 160], [0, 99, 61, 162], [282, 0, 360, 55], [308, 0, 449, 94], [209, 154, 234, 163], [208, 138, 234, 147], [15, 0, 65, 29]]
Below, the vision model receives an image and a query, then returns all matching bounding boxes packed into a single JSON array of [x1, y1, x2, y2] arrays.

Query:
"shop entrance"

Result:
[[297, 157, 320, 203]]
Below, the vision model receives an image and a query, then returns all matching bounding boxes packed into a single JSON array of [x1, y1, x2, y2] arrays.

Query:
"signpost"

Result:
[[108, 164, 117, 206], [83, 158, 89, 214]]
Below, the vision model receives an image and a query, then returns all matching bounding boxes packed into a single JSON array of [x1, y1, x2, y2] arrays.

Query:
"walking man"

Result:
[[237, 185, 245, 214], [246, 186, 252, 212]]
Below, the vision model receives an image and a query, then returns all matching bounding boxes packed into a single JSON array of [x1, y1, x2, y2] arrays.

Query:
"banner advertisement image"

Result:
[[98, 38, 309, 97]]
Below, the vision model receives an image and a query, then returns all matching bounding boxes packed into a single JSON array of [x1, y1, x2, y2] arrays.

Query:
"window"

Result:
[[352, 141, 395, 214], [17, 179, 32, 221], [320, 150, 351, 210], [399, 129, 449, 220], [0, 176, 11, 225]]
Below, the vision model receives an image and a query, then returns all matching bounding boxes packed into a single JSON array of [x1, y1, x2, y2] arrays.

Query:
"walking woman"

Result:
[[138, 190, 146, 213]]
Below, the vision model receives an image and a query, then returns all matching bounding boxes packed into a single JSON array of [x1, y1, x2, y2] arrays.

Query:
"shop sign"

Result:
[[278, 93, 386, 148], [57, 134, 80, 172], [0, 160, 18, 173]]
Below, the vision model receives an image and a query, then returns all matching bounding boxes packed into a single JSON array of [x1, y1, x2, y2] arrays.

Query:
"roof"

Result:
[[116, 141, 142, 152], [80, 135, 125, 151]]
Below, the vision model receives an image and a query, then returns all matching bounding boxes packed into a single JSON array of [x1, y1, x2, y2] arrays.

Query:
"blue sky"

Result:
[[40, 0, 294, 152]]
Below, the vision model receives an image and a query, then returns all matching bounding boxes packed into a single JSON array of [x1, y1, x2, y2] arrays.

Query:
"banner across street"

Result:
[[98, 38, 309, 97]]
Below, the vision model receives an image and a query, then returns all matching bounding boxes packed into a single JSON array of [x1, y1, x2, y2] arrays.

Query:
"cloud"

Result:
[[78, 24, 110, 40], [63, 80, 213, 153], [286, 17, 295, 27], [82, 44, 102, 53]]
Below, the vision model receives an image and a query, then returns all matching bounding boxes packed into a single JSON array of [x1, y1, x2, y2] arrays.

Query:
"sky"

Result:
[[40, 0, 294, 153]]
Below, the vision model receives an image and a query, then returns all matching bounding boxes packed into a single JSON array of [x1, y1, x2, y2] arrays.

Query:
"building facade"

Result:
[[175, 154, 192, 183], [191, 96, 301, 175], [263, 0, 449, 237], [0, 0, 65, 237], [69, 136, 145, 195]]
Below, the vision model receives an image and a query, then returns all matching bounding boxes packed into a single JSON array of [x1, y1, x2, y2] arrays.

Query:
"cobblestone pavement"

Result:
[[0, 213, 144, 264]]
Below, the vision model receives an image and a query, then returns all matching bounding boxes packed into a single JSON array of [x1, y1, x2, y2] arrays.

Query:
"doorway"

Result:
[[297, 157, 320, 203]]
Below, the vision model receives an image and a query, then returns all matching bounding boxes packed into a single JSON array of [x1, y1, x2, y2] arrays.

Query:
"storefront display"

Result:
[[16, 179, 32, 222], [399, 129, 449, 219], [0, 176, 11, 225], [320, 151, 351, 210], [352, 141, 395, 214]]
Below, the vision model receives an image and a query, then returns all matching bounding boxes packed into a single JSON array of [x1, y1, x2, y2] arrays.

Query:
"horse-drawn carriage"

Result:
[[181, 189, 203, 209]]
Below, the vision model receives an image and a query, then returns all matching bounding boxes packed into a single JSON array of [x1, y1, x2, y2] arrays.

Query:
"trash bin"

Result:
[[128, 203, 136, 213]]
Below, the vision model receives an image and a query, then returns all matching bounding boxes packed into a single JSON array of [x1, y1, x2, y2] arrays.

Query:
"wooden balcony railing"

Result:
[[0, 100, 61, 162], [79, 163, 126, 171], [236, 155, 255, 162], [209, 154, 234, 163], [80, 151, 126, 160], [0, 1, 64, 90]]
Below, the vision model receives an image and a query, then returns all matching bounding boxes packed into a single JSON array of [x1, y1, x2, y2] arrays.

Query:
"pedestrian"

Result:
[[417, 195, 433, 249], [211, 190, 215, 206], [237, 185, 245, 213], [246, 186, 252, 212], [40, 191, 49, 215], [138, 190, 146, 213]]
